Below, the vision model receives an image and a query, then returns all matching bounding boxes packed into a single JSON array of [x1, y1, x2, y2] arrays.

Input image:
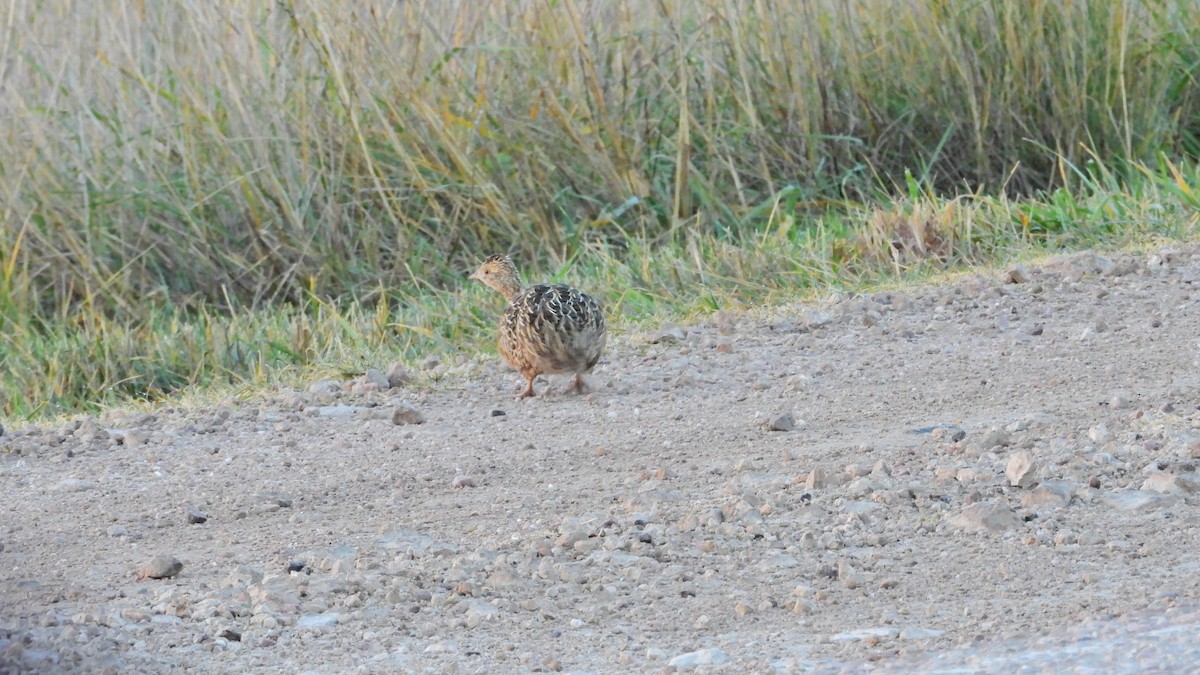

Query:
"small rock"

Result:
[[225, 565, 264, 587], [318, 545, 357, 574], [837, 561, 864, 589], [1088, 424, 1112, 444], [216, 625, 242, 642], [1004, 266, 1030, 284], [647, 325, 686, 344], [120, 608, 149, 622], [1005, 451, 1037, 488], [392, 402, 426, 425], [1103, 490, 1178, 512], [805, 468, 827, 490], [53, 478, 97, 492], [1109, 392, 1130, 410], [555, 530, 590, 548], [137, 555, 183, 580], [768, 412, 796, 432], [1021, 482, 1074, 510], [364, 368, 390, 390], [948, 502, 1022, 533], [316, 404, 365, 417], [451, 475, 476, 489], [296, 613, 339, 630], [308, 379, 342, 395], [899, 627, 945, 640], [255, 493, 293, 509], [668, 647, 729, 668], [804, 311, 833, 329], [831, 627, 899, 643], [979, 427, 1012, 449], [464, 600, 500, 629], [1142, 473, 1199, 495], [1054, 529, 1078, 546], [386, 363, 414, 388], [186, 507, 208, 524]]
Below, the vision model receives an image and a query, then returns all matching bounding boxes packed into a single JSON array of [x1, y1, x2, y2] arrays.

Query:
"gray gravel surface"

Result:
[[2, 247, 1200, 673]]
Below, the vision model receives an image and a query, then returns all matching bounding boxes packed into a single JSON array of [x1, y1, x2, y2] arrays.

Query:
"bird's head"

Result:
[[469, 254, 522, 298]]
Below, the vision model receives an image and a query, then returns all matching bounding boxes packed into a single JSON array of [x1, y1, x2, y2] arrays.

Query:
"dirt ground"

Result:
[[3, 246, 1200, 674]]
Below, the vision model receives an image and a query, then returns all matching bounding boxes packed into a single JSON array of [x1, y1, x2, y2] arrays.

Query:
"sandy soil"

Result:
[[2, 246, 1200, 674]]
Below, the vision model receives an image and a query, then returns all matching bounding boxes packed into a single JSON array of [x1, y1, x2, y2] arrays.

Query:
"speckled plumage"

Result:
[[470, 255, 606, 398]]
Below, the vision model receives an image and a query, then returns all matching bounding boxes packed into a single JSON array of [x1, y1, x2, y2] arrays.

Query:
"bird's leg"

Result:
[[517, 375, 537, 399], [569, 373, 588, 394]]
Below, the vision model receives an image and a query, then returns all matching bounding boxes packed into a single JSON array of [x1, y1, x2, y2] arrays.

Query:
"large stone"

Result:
[[1021, 481, 1074, 510], [1141, 473, 1200, 495], [138, 555, 183, 580], [1104, 490, 1178, 512], [1005, 451, 1037, 487], [948, 502, 1023, 533]]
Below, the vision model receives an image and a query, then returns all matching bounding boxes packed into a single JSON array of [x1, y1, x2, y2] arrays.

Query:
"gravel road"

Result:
[[2, 247, 1200, 673]]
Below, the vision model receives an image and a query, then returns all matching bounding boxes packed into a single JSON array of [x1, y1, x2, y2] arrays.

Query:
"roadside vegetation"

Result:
[[2, 0, 1198, 419]]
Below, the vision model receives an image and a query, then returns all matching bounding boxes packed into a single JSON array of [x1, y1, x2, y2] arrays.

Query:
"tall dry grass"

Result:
[[2, 0, 1199, 417]]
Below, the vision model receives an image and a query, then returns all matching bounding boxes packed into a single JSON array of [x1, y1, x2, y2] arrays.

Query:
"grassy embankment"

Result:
[[1, 0, 1198, 420]]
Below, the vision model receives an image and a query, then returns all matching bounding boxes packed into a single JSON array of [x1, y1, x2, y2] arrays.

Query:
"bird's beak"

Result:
[[468, 270, 480, 281]]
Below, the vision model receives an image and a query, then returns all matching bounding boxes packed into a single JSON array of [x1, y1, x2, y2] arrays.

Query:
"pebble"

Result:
[[319, 545, 357, 574], [316, 404, 365, 417], [837, 561, 864, 589], [464, 600, 500, 628], [137, 555, 183, 580], [451, 475, 476, 489], [667, 647, 729, 667], [1088, 424, 1112, 444], [979, 428, 1012, 450], [386, 363, 414, 388], [1020, 482, 1074, 510], [768, 412, 796, 432], [364, 368, 391, 390], [831, 627, 899, 643], [308, 379, 342, 395], [391, 403, 426, 425], [53, 478, 97, 492], [296, 613, 340, 630], [186, 507, 208, 524], [646, 325, 686, 344], [900, 627, 945, 640], [1004, 266, 1030, 284]]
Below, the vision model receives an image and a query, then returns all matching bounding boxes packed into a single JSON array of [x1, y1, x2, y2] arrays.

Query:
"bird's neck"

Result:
[[495, 279, 523, 300]]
